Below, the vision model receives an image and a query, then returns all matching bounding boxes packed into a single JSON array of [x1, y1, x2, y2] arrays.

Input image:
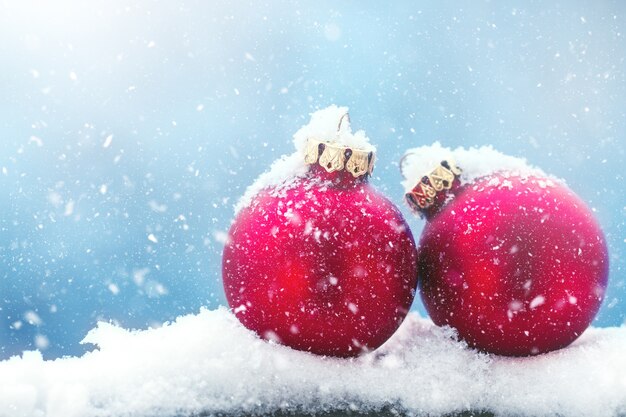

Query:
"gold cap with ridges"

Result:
[[303, 112, 375, 177], [404, 160, 462, 211], [304, 139, 375, 177]]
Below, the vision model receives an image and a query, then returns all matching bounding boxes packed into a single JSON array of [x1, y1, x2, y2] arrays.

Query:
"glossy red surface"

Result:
[[223, 166, 418, 357], [418, 175, 609, 356]]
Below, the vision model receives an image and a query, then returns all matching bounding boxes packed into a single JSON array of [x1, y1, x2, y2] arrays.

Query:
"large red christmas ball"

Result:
[[223, 155, 418, 357], [415, 173, 609, 356]]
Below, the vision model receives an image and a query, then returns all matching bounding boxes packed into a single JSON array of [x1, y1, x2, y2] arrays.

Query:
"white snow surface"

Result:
[[400, 142, 550, 192], [2, 308, 626, 417], [234, 105, 375, 214]]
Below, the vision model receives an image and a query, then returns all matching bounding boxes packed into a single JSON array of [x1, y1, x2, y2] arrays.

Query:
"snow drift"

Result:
[[1, 308, 625, 417]]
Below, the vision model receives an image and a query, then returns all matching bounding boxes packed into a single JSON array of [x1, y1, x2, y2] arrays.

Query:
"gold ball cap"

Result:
[[304, 138, 375, 178]]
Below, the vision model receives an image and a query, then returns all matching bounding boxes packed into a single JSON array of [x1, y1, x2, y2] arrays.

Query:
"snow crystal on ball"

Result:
[[0, 309, 625, 417], [233, 152, 307, 214], [234, 105, 375, 214], [400, 142, 551, 192]]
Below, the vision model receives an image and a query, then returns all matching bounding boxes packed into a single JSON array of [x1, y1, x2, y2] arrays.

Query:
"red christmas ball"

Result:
[[412, 172, 609, 356], [223, 149, 418, 357]]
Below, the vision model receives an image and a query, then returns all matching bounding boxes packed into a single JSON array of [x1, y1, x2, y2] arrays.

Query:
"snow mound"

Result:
[[234, 105, 375, 214], [400, 142, 549, 192], [1, 308, 625, 417], [291, 104, 375, 154]]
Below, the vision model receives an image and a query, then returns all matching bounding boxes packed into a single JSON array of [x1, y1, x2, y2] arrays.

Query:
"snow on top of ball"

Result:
[[233, 152, 308, 214], [234, 105, 375, 214], [400, 142, 551, 192], [292, 104, 376, 154]]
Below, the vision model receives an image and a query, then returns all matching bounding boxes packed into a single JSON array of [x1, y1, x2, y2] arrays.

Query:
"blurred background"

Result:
[[0, 0, 624, 359]]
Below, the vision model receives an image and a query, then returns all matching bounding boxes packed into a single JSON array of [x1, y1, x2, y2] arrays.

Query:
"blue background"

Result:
[[0, 0, 624, 358]]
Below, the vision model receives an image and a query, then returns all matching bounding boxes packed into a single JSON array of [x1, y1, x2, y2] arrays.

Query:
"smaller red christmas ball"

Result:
[[403, 150, 609, 356], [223, 112, 418, 357]]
